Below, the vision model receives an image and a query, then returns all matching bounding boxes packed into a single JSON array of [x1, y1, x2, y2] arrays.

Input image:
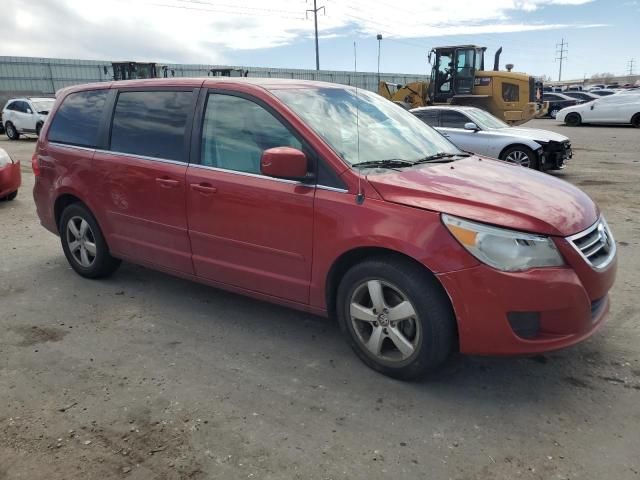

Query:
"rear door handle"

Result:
[[190, 183, 217, 194], [156, 177, 180, 188]]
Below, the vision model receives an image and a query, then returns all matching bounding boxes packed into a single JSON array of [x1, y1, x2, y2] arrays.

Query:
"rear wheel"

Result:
[[632, 113, 640, 128], [565, 112, 582, 127], [501, 145, 539, 170], [36, 122, 43, 137], [6, 191, 17, 201], [336, 256, 456, 380], [5, 122, 20, 140], [59, 203, 121, 279], [549, 108, 560, 118]]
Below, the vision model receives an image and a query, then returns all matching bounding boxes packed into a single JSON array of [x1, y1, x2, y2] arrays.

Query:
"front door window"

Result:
[[201, 94, 302, 174]]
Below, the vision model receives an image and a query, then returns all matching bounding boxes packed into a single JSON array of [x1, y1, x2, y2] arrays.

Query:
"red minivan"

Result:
[[33, 78, 617, 379]]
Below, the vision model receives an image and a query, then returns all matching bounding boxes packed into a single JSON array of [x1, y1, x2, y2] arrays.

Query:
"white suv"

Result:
[[2, 97, 55, 140]]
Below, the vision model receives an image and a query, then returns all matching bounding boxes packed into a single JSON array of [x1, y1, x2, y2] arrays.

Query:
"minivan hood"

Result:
[[367, 157, 598, 236], [489, 126, 568, 143]]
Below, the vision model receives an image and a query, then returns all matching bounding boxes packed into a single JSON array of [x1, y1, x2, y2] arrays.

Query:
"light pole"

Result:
[[377, 34, 383, 85]]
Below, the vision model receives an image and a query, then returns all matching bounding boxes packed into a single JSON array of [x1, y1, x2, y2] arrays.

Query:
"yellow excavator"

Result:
[[379, 45, 546, 125]]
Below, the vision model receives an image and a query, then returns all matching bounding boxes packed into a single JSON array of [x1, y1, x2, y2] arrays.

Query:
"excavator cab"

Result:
[[208, 68, 248, 77], [107, 62, 175, 81], [429, 45, 486, 103]]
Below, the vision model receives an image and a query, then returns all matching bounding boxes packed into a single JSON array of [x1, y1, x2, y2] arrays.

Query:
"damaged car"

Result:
[[411, 105, 572, 171]]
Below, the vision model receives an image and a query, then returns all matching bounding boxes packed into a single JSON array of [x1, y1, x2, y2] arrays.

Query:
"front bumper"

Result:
[[541, 141, 572, 170], [0, 161, 21, 197], [436, 237, 616, 356]]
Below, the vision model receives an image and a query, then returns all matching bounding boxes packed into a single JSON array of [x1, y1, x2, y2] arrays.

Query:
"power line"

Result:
[[556, 38, 567, 81], [306, 0, 325, 70], [150, 1, 305, 20]]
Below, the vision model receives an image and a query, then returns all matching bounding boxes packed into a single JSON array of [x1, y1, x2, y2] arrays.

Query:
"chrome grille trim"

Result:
[[567, 217, 616, 271]]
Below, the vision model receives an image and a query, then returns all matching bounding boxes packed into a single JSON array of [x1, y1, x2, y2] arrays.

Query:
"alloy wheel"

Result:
[[505, 150, 530, 167], [349, 279, 421, 363], [550, 109, 559, 118], [6, 123, 17, 139], [66, 216, 97, 268]]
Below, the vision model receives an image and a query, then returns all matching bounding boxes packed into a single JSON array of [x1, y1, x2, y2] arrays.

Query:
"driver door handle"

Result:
[[190, 183, 217, 194]]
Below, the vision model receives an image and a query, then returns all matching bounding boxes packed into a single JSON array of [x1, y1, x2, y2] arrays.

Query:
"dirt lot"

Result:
[[1, 119, 639, 480]]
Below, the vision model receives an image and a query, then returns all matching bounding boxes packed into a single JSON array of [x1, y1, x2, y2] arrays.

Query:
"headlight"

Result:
[[0, 149, 13, 168], [442, 214, 564, 271]]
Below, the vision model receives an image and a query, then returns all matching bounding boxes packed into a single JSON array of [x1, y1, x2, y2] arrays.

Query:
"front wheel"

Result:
[[5, 122, 20, 140], [59, 203, 121, 279], [501, 145, 539, 170], [565, 113, 582, 127], [336, 257, 456, 380]]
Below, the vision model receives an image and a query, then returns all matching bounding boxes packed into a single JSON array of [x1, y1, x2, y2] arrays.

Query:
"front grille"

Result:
[[568, 218, 616, 270]]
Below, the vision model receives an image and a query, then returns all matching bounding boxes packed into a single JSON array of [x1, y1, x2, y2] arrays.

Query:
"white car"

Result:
[[2, 97, 55, 140], [410, 106, 572, 171], [556, 93, 640, 127]]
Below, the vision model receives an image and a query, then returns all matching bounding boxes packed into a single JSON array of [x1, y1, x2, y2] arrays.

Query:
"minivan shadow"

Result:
[[60, 260, 614, 407]]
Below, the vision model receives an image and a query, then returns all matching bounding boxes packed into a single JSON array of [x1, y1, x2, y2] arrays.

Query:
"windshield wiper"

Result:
[[352, 159, 415, 169], [414, 152, 471, 164]]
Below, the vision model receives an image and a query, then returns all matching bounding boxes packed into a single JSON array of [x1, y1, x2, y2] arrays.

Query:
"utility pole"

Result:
[[306, 0, 325, 71], [628, 58, 635, 76], [377, 34, 383, 85], [556, 38, 568, 82]]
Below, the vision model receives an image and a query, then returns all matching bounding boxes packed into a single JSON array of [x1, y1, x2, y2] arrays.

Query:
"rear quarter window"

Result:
[[48, 90, 108, 147]]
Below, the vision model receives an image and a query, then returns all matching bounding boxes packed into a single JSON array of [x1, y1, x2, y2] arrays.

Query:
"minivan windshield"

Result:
[[464, 108, 509, 130], [272, 87, 462, 166]]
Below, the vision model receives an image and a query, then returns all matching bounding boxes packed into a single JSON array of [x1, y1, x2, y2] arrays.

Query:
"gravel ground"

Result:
[[1, 119, 639, 480]]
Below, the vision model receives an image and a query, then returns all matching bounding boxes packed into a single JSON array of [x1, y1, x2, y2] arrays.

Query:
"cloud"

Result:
[[2, 0, 603, 62]]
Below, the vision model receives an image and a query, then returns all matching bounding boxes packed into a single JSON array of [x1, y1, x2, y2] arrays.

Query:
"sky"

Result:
[[4, 0, 639, 81]]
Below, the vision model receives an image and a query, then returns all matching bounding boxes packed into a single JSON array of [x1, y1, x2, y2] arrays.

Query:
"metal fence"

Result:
[[0, 56, 430, 103]]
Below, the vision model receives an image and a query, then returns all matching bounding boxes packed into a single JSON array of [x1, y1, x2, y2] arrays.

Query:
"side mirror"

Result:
[[260, 147, 308, 180], [464, 122, 479, 131]]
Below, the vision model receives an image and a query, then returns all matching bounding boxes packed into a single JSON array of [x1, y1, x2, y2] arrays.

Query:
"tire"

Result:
[[500, 145, 539, 170], [632, 113, 640, 128], [336, 256, 456, 380], [565, 113, 582, 127], [36, 122, 43, 137], [549, 108, 561, 119], [6, 191, 17, 201], [5, 122, 20, 140], [59, 203, 121, 279]]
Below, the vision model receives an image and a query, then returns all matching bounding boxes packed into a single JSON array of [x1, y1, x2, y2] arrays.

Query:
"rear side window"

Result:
[[8, 101, 29, 113], [440, 110, 470, 129], [48, 90, 108, 147], [415, 110, 439, 127], [110, 90, 193, 162]]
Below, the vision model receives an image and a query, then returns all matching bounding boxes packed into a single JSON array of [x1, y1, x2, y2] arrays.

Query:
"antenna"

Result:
[[354, 41, 364, 205]]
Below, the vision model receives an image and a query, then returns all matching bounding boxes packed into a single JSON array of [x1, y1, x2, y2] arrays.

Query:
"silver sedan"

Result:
[[410, 106, 572, 171]]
